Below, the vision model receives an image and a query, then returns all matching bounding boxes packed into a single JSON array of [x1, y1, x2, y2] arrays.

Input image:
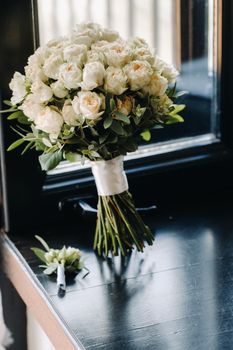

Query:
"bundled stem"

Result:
[[94, 191, 154, 256]]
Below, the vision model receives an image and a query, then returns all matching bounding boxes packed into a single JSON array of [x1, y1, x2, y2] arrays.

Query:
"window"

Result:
[[35, 0, 221, 177], [1, 0, 229, 232]]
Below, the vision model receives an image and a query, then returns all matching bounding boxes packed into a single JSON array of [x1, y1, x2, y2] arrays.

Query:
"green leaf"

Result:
[[110, 98, 116, 111], [114, 112, 130, 124], [110, 120, 126, 135], [170, 104, 186, 116], [174, 91, 188, 98], [18, 114, 30, 125], [166, 114, 184, 125], [21, 141, 33, 155], [39, 150, 63, 171], [99, 132, 109, 144], [31, 247, 47, 263], [43, 263, 58, 275], [140, 129, 151, 141], [65, 152, 82, 163], [35, 235, 50, 252], [7, 111, 23, 120], [153, 124, 164, 129], [123, 139, 138, 152], [42, 138, 52, 148], [3, 100, 13, 107], [7, 138, 25, 151], [103, 114, 113, 129]]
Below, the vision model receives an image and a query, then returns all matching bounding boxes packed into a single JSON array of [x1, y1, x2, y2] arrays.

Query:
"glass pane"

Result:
[[36, 0, 220, 173]]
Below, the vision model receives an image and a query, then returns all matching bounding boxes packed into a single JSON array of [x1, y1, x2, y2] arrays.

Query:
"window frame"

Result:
[[0, 0, 233, 233]]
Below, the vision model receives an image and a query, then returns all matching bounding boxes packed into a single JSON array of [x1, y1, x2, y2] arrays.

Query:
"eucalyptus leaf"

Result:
[[170, 104, 186, 116], [174, 91, 188, 99], [21, 141, 33, 155], [110, 120, 126, 135], [103, 114, 113, 129], [42, 138, 53, 148], [31, 247, 47, 263], [140, 129, 151, 141], [65, 152, 82, 163], [166, 114, 184, 124], [35, 235, 50, 251], [39, 149, 63, 171], [3, 100, 13, 107], [114, 112, 130, 124], [7, 138, 25, 151], [110, 98, 116, 111], [7, 111, 23, 120], [99, 132, 109, 144]]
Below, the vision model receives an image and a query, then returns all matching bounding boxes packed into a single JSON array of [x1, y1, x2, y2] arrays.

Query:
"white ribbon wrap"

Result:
[[57, 264, 66, 291], [91, 156, 128, 196]]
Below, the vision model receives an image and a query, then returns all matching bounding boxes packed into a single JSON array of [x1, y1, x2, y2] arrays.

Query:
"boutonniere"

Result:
[[31, 235, 89, 292]]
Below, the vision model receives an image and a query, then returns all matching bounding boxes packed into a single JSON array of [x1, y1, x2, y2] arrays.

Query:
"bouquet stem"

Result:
[[94, 191, 154, 256]]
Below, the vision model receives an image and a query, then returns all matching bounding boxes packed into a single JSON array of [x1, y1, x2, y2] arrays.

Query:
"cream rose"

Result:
[[43, 53, 64, 80], [63, 44, 87, 65], [162, 64, 179, 83], [62, 100, 80, 125], [59, 63, 82, 89], [51, 81, 68, 98], [101, 28, 119, 42], [104, 67, 127, 95], [72, 91, 104, 120], [80, 62, 105, 90], [124, 60, 152, 91], [71, 35, 92, 47], [86, 50, 106, 65], [25, 64, 47, 83], [35, 106, 63, 135], [142, 74, 168, 96], [116, 96, 134, 116], [105, 43, 131, 67], [19, 95, 44, 121], [31, 80, 53, 102], [9, 72, 27, 105], [133, 47, 155, 65]]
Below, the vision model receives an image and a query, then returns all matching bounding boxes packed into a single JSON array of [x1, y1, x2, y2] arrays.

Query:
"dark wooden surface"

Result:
[[5, 199, 233, 350]]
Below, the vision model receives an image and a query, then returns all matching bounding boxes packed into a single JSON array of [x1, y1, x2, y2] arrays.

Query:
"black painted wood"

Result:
[[7, 198, 233, 350]]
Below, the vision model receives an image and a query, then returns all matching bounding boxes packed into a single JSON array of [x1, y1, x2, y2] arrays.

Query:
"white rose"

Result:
[[162, 64, 179, 83], [124, 60, 152, 91], [133, 47, 155, 65], [51, 81, 68, 98], [72, 91, 104, 120], [46, 37, 68, 52], [19, 94, 44, 121], [73, 23, 101, 42], [25, 63, 47, 83], [43, 53, 64, 79], [31, 80, 53, 102], [104, 67, 127, 95], [101, 28, 119, 42], [35, 106, 63, 135], [86, 50, 106, 65], [59, 63, 82, 89], [128, 37, 149, 49], [9, 72, 27, 105], [105, 42, 132, 67], [70, 35, 92, 47], [91, 40, 109, 52], [142, 74, 168, 96], [80, 62, 105, 90], [63, 44, 87, 65], [62, 100, 81, 125]]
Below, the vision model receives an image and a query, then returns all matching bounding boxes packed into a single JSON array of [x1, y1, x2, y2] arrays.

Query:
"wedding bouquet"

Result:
[[3, 23, 185, 256]]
